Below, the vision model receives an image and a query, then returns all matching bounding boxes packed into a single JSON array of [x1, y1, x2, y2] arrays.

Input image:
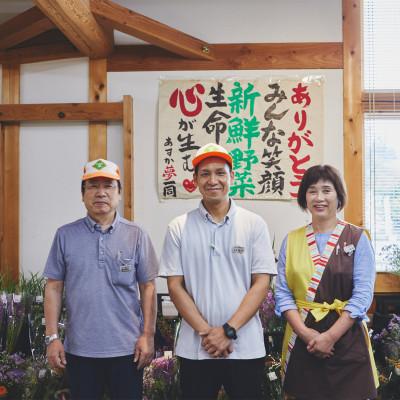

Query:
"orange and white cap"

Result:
[[82, 159, 120, 181], [192, 143, 232, 168]]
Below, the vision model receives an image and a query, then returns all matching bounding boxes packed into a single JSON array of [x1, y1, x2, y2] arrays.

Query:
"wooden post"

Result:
[[343, 0, 363, 226], [1, 64, 20, 282], [89, 58, 107, 160], [123, 95, 133, 220]]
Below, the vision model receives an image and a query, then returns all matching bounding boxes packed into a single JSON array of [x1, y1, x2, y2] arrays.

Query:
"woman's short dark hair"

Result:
[[297, 165, 347, 211]]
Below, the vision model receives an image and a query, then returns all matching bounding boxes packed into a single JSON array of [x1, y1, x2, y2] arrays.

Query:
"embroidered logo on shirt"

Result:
[[232, 246, 245, 254]]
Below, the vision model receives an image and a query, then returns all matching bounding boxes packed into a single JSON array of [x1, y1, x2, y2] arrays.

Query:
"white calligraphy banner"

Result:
[[158, 76, 324, 200]]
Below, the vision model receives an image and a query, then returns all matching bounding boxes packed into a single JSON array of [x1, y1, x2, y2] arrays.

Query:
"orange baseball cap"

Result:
[[82, 159, 120, 181], [192, 143, 232, 168]]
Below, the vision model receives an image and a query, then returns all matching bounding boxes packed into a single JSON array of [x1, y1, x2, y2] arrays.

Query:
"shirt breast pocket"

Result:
[[111, 250, 136, 287]]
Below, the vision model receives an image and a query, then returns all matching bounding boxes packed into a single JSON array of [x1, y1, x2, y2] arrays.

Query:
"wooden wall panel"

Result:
[[89, 58, 107, 160], [343, 0, 363, 226], [1, 64, 20, 282]]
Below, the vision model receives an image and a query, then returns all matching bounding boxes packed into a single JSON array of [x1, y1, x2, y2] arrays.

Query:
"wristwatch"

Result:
[[223, 323, 237, 340], [45, 333, 59, 346]]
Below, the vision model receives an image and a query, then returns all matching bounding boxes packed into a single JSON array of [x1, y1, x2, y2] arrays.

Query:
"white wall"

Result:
[[0, 1, 342, 292]]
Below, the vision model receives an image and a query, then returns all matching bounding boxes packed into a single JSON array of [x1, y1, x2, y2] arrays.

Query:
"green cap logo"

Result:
[[92, 160, 107, 170]]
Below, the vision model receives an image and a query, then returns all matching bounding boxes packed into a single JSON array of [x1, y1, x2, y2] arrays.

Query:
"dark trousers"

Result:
[[179, 357, 265, 400], [66, 353, 143, 400]]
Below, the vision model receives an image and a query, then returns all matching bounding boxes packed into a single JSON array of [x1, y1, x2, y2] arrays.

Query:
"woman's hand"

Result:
[[298, 327, 320, 346], [307, 331, 336, 358]]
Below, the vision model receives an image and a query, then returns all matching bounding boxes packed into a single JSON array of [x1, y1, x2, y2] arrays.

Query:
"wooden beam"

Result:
[[1, 64, 20, 283], [0, 103, 123, 122], [123, 95, 133, 220], [0, 42, 343, 69], [0, 43, 81, 65], [33, 0, 114, 58], [0, 6, 55, 50], [362, 92, 400, 112], [108, 42, 343, 72], [343, 0, 363, 226], [89, 58, 108, 160], [90, 0, 213, 61]]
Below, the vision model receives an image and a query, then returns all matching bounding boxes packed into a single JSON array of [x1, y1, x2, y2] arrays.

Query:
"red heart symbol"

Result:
[[183, 179, 196, 193]]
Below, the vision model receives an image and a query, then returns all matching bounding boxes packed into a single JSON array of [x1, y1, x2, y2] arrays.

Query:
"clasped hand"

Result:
[[200, 327, 233, 358], [302, 328, 335, 359]]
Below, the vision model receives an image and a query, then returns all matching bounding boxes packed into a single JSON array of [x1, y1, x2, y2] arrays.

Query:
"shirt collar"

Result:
[[198, 199, 236, 225], [84, 212, 120, 233]]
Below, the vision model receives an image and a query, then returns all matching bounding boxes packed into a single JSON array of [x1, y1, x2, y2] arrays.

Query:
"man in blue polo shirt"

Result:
[[159, 143, 276, 399], [44, 159, 158, 400]]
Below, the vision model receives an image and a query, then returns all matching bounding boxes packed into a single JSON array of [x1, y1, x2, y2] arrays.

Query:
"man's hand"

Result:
[[307, 331, 335, 359], [46, 340, 66, 371], [134, 334, 154, 369], [200, 327, 233, 358]]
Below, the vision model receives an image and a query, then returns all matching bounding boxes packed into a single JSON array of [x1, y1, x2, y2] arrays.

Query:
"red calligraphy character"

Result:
[[289, 173, 305, 198], [169, 84, 205, 117], [291, 83, 311, 108], [294, 110, 307, 131], [301, 130, 313, 147], [290, 154, 310, 175], [288, 132, 301, 154], [162, 165, 177, 180]]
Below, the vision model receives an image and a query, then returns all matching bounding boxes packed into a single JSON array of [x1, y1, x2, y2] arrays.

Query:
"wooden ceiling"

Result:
[[0, 0, 343, 70], [0, 0, 214, 63]]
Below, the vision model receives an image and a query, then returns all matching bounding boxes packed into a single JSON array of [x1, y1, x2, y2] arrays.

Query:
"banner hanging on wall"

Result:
[[158, 76, 324, 200]]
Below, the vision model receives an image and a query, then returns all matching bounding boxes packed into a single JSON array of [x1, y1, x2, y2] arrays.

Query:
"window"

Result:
[[363, 0, 400, 270], [364, 117, 400, 269]]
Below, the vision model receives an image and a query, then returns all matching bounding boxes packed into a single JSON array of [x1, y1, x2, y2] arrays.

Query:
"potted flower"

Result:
[[373, 314, 400, 400]]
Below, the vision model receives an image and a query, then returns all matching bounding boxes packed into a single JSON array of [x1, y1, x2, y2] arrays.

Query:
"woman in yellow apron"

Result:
[[275, 165, 378, 400]]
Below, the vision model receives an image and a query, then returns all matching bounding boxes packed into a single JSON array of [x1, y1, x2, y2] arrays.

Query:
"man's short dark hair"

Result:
[[81, 180, 122, 195], [297, 165, 347, 211]]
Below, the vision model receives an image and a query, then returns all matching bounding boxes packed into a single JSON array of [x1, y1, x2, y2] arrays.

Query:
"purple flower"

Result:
[[6, 368, 25, 382], [9, 353, 25, 366]]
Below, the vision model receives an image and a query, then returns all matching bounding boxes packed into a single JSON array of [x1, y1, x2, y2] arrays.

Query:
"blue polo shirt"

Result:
[[43, 213, 159, 358]]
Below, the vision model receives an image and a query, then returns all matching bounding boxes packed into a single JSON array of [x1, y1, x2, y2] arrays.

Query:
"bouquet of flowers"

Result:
[[259, 288, 285, 354], [373, 314, 400, 362], [0, 352, 28, 399], [6, 294, 26, 355], [264, 354, 282, 399], [373, 314, 400, 400], [22, 355, 69, 400], [143, 356, 180, 400]]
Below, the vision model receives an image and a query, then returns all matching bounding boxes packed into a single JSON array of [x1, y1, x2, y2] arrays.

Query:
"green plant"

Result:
[[0, 270, 18, 294], [19, 273, 45, 298], [381, 244, 400, 274]]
